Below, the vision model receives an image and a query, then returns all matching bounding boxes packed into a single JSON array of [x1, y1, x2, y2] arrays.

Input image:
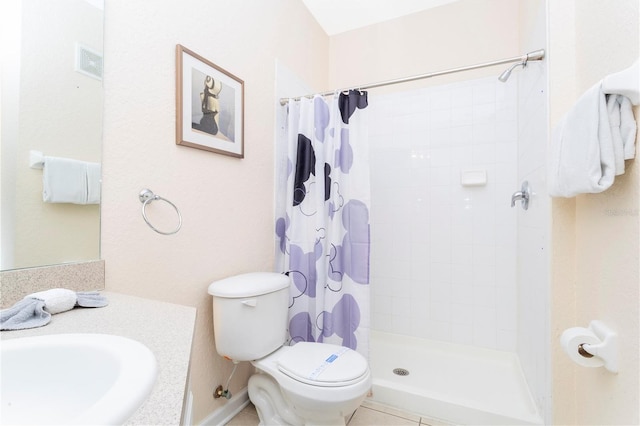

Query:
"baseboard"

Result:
[[182, 390, 193, 426], [197, 387, 250, 426]]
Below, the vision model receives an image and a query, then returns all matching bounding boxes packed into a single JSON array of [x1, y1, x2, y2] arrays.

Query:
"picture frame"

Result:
[[176, 45, 244, 158]]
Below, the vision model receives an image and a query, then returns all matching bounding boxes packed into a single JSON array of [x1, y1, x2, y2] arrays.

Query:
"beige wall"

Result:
[[550, 0, 640, 424], [100, 1, 328, 422], [329, 0, 521, 90]]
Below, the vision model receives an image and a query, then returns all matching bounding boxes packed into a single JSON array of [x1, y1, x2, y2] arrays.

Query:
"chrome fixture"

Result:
[[280, 49, 546, 105], [498, 49, 545, 82], [511, 181, 531, 210], [498, 62, 525, 82], [139, 188, 183, 235]]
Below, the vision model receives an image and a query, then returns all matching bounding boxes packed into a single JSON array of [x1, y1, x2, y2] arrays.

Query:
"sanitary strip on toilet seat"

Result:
[[307, 347, 350, 380], [277, 342, 369, 387]]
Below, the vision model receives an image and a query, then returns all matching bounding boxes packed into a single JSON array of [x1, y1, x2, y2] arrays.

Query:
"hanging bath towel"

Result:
[[549, 81, 636, 198]]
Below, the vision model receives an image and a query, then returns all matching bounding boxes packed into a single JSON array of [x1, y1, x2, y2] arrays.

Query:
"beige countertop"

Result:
[[0, 291, 196, 425]]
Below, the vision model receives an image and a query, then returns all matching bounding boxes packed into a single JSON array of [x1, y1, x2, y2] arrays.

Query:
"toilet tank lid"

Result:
[[208, 272, 290, 298]]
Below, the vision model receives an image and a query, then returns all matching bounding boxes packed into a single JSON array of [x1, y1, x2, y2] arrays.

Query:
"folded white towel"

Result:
[[42, 156, 101, 204], [549, 81, 637, 198]]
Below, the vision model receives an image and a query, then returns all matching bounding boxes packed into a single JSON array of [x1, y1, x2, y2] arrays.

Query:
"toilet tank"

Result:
[[207, 272, 290, 361]]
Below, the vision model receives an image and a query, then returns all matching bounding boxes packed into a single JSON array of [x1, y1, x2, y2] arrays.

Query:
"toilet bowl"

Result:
[[208, 272, 371, 425], [250, 343, 370, 425]]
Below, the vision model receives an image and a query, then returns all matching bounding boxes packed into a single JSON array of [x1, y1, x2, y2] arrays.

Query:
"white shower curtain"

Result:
[[275, 91, 371, 357]]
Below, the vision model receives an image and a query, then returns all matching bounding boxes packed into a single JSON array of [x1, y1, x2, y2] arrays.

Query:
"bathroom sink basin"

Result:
[[1, 333, 157, 425]]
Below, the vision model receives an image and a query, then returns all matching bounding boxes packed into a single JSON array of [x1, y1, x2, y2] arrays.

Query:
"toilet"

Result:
[[208, 272, 371, 425]]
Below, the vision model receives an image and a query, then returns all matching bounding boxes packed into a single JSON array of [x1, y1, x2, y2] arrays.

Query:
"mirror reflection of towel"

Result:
[[86, 162, 102, 204], [42, 156, 101, 204]]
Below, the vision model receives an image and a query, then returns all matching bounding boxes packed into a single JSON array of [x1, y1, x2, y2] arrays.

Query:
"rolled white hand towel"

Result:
[[27, 288, 77, 314]]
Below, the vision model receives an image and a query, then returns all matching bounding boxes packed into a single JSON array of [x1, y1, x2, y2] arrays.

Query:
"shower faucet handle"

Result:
[[511, 181, 530, 210]]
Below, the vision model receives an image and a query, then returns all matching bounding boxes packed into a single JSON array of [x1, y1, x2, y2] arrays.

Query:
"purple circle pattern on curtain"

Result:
[[275, 91, 371, 356]]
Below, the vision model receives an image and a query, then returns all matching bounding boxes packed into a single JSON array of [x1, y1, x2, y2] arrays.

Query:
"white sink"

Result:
[[1, 333, 157, 425]]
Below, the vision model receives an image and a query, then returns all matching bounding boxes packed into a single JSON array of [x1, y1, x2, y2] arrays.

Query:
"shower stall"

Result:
[[365, 59, 550, 424], [275, 41, 551, 424]]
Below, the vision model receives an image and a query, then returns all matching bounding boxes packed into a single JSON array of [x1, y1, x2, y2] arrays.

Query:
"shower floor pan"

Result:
[[368, 330, 543, 425]]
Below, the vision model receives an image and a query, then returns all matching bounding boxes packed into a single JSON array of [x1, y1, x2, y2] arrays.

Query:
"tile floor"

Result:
[[225, 399, 453, 426]]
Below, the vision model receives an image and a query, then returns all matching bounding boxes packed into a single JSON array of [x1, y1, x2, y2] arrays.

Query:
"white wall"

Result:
[[100, 1, 328, 422], [369, 76, 519, 351]]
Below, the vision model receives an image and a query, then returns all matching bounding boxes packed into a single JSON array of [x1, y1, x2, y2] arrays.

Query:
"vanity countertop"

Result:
[[0, 291, 197, 426]]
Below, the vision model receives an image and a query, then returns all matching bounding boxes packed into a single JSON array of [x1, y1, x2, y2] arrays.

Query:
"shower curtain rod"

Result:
[[279, 49, 545, 105]]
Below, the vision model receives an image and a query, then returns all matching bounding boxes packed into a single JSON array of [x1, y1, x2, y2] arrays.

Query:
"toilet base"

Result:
[[249, 373, 303, 425], [248, 373, 352, 426]]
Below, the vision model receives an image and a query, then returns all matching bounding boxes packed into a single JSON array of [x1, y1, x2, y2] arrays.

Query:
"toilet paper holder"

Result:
[[575, 320, 618, 373]]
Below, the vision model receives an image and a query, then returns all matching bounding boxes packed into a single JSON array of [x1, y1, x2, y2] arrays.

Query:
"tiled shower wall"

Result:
[[369, 76, 519, 351]]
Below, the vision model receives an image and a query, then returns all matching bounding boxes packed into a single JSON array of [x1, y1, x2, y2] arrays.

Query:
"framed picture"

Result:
[[176, 45, 244, 158]]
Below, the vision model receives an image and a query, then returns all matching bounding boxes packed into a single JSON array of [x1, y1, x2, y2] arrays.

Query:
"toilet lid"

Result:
[[277, 342, 368, 387]]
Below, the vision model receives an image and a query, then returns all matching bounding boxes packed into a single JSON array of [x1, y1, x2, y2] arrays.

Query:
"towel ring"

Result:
[[139, 189, 182, 235]]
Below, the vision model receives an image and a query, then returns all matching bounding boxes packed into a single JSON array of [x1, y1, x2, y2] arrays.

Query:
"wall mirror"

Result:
[[0, 0, 104, 271]]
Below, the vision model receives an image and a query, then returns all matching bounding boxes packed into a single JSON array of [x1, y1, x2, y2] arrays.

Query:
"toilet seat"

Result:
[[277, 342, 368, 387]]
